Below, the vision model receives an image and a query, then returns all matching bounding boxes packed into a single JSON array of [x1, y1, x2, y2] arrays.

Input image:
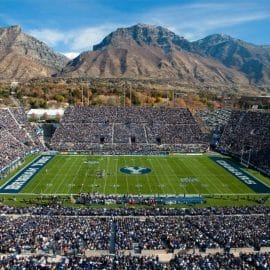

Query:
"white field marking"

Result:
[[89, 159, 102, 194], [208, 158, 246, 194], [54, 156, 80, 194], [70, 158, 86, 194], [114, 156, 119, 194], [211, 159, 245, 194], [187, 156, 222, 194], [25, 156, 58, 194], [191, 160, 220, 194], [48, 157, 73, 194], [29, 156, 62, 194], [212, 157, 264, 193], [103, 156, 110, 194], [154, 156, 176, 194], [123, 155, 129, 194], [41, 157, 65, 194], [135, 157, 144, 194], [173, 160, 187, 194], [146, 157, 161, 192], [171, 157, 201, 194], [142, 157, 155, 195], [52, 157, 76, 194], [194, 160, 223, 194], [243, 168, 270, 188], [172, 158, 193, 194], [0, 155, 41, 190], [74, 158, 89, 193]]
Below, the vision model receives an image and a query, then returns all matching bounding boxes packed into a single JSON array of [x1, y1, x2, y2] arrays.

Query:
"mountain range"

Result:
[[0, 25, 68, 80], [1, 24, 270, 89]]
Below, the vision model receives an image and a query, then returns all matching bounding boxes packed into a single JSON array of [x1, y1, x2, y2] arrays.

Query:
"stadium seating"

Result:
[[0, 108, 43, 172], [1, 252, 269, 269], [196, 109, 232, 130], [0, 206, 270, 269], [218, 111, 270, 175], [51, 106, 208, 153]]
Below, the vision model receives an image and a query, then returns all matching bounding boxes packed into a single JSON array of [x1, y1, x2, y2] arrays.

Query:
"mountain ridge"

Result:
[[0, 23, 270, 88], [59, 24, 250, 86], [0, 25, 68, 79]]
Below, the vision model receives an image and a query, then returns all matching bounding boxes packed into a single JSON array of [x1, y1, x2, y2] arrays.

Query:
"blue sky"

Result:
[[0, 0, 270, 58]]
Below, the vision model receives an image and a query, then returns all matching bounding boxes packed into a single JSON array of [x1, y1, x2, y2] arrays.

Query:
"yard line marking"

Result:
[[54, 157, 80, 194], [154, 156, 176, 194], [27, 155, 62, 194]]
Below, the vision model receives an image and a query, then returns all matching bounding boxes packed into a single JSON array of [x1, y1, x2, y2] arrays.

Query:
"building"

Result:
[[238, 95, 270, 110], [27, 108, 65, 120]]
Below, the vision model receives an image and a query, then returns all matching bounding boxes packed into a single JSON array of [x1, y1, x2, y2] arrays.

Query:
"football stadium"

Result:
[[1, 107, 269, 198], [1, 1, 270, 267], [1, 99, 270, 269]]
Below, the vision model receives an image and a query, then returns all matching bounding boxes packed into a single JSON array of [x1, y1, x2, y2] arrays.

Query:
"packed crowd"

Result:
[[0, 206, 269, 255], [218, 111, 270, 175], [169, 252, 270, 270], [0, 108, 43, 171], [116, 217, 218, 251], [0, 254, 165, 270], [0, 216, 111, 254], [1, 204, 270, 216], [0, 252, 270, 269], [196, 109, 232, 130], [51, 106, 207, 153]]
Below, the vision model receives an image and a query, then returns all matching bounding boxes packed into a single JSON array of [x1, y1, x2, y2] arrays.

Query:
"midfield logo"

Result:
[[120, 166, 152, 175]]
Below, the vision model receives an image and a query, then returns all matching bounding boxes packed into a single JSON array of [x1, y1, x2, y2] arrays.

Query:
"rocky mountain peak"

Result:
[[8, 25, 21, 32], [0, 25, 68, 79], [93, 23, 191, 53]]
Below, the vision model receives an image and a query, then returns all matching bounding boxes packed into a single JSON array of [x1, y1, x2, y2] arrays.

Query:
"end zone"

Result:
[[211, 157, 270, 193], [0, 155, 54, 194]]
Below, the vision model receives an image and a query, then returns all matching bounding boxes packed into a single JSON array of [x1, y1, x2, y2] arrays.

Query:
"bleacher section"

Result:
[[0, 108, 43, 172], [196, 109, 232, 130], [218, 111, 270, 176], [51, 106, 208, 153]]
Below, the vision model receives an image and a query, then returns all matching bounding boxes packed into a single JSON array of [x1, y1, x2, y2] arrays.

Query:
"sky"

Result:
[[0, 0, 270, 59]]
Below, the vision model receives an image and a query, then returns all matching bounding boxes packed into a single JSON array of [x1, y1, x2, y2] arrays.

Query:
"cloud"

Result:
[[69, 26, 117, 51], [140, 1, 270, 40], [27, 0, 270, 53], [29, 24, 120, 52], [29, 29, 67, 46], [62, 52, 80, 59]]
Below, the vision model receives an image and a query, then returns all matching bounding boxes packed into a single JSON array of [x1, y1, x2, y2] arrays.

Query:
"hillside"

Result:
[[0, 25, 68, 79], [60, 24, 249, 86]]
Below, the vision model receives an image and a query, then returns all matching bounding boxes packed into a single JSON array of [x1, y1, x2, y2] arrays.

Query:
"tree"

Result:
[[42, 112, 49, 121]]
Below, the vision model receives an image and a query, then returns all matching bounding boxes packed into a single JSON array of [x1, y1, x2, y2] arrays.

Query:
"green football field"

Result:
[[13, 154, 268, 195]]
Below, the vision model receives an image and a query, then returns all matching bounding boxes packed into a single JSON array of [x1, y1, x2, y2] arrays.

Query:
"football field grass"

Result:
[[15, 154, 266, 195]]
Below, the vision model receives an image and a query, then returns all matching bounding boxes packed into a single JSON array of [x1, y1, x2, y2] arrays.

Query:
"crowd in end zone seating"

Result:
[[51, 106, 207, 153], [217, 111, 270, 175], [0, 108, 43, 171]]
